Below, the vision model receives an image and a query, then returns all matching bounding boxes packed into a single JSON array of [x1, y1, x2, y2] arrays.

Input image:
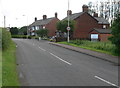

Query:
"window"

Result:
[[32, 27, 35, 30], [103, 25, 106, 29], [35, 26, 39, 30]]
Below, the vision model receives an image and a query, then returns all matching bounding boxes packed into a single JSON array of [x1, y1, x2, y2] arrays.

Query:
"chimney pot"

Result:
[[82, 5, 88, 12], [35, 17, 37, 21], [43, 15, 47, 20], [93, 12, 98, 17], [55, 12, 58, 18]]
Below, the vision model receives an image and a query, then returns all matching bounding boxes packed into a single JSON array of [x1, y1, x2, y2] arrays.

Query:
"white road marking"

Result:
[[39, 47, 46, 52], [50, 53, 72, 65], [95, 76, 119, 88]]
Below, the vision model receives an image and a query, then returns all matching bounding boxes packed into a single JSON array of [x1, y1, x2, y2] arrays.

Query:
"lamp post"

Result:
[[67, 0, 70, 43], [23, 15, 28, 38], [4, 16, 6, 28]]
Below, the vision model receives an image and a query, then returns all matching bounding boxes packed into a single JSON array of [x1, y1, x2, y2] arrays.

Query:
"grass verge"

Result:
[[2, 40, 20, 86], [0, 50, 2, 87], [58, 41, 117, 56]]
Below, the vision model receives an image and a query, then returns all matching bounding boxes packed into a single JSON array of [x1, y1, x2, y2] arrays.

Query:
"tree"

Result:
[[10, 27, 19, 35], [19, 26, 27, 35], [109, 13, 120, 55], [56, 20, 75, 38], [36, 29, 48, 38], [56, 20, 75, 33]]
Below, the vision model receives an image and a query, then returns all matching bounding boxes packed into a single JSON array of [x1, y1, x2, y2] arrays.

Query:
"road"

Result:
[[13, 39, 119, 86]]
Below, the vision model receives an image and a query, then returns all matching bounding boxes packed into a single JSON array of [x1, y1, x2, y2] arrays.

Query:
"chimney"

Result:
[[93, 12, 98, 17], [55, 12, 58, 18], [67, 10, 72, 16], [43, 15, 47, 20], [82, 5, 88, 12], [35, 17, 37, 21]]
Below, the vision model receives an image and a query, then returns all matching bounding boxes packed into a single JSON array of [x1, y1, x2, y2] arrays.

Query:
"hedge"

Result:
[[1, 28, 11, 50]]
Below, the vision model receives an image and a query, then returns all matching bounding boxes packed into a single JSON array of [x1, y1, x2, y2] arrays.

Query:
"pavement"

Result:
[[49, 42, 120, 65]]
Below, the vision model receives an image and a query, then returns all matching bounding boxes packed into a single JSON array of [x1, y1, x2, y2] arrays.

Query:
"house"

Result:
[[29, 13, 60, 37], [63, 5, 111, 41]]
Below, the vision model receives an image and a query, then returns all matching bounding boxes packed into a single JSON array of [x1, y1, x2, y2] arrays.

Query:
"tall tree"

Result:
[[19, 26, 27, 35], [36, 29, 48, 38], [10, 27, 19, 35], [109, 13, 120, 55]]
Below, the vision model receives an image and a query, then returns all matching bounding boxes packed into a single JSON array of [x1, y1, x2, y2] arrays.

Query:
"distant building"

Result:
[[29, 13, 59, 37], [63, 5, 111, 41]]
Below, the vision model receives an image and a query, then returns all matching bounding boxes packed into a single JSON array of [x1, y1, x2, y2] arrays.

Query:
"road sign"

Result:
[[67, 27, 70, 31]]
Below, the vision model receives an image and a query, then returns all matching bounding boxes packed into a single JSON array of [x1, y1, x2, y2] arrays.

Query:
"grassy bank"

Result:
[[1, 27, 20, 86], [2, 40, 20, 86], [0, 27, 2, 87], [58, 40, 117, 56], [0, 51, 2, 87]]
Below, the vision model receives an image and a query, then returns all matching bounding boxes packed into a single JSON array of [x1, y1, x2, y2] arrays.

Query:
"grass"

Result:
[[0, 27, 2, 87], [58, 40, 117, 56], [0, 50, 2, 87], [2, 40, 20, 86]]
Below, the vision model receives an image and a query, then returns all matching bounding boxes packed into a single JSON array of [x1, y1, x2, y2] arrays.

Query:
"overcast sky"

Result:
[[0, 0, 103, 27]]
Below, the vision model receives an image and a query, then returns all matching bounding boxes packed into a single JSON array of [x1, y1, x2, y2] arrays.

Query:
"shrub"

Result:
[[70, 40, 115, 54], [11, 35, 27, 38], [2, 28, 11, 50]]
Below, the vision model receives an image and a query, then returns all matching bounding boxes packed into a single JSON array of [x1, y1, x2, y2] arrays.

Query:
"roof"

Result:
[[91, 28, 111, 34], [30, 17, 55, 26], [63, 12, 84, 20], [94, 17, 109, 24], [62, 11, 109, 25]]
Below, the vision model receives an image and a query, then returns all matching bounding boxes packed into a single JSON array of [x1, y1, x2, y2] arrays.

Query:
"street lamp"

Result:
[[23, 15, 28, 38], [67, 0, 70, 42]]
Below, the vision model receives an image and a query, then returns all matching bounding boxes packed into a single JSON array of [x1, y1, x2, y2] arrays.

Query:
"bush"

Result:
[[2, 28, 11, 50], [70, 40, 115, 54], [11, 35, 27, 38]]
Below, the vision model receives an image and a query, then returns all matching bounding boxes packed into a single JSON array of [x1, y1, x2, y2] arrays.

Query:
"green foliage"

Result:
[[0, 28, 2, 50], [60, 40, 117, 56], [56, 20, 75, 32], [19, 26, 27, 35], [70, 40, 115, 53], [2, 28, 11, 50], [12, 35, 27, 38], [10, 27, 19, 35], [109, 13, 120, 55], [2, 41, 20, 86], [36, 29, 48, 38]]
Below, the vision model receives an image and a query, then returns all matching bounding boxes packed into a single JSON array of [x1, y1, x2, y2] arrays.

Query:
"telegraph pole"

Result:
[[4, 16, 6, 28]]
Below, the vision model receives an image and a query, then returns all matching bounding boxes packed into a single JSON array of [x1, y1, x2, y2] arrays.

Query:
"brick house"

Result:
[[89, 29, 112, 41], [63, 5, 111, 41], [29, 13, 59, 37]]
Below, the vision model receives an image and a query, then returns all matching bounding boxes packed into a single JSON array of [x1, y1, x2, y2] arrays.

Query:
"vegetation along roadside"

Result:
[[1, 28, 20, 86]]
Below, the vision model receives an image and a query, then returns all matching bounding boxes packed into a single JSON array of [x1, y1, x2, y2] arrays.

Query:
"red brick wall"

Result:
[[46, 18, 60, 37], [99, 34, 112, 42], [73, 13, 99, 39], [98, 24, 110, 29]]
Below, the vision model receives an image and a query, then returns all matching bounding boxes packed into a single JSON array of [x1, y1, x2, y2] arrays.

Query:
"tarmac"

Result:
[[49, 42, 120, 65]]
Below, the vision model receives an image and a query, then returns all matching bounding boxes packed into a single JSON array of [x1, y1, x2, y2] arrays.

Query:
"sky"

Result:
[[0, 0, 102, 27]]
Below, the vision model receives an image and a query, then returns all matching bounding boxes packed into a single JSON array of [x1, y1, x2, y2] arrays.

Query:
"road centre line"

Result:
[[50, 53, 72, 65], [39, 47, 46, 52], [95, 76, 119, 88]]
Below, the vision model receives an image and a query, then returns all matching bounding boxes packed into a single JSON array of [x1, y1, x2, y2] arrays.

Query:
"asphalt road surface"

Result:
[[13, 39, 119, 86]]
